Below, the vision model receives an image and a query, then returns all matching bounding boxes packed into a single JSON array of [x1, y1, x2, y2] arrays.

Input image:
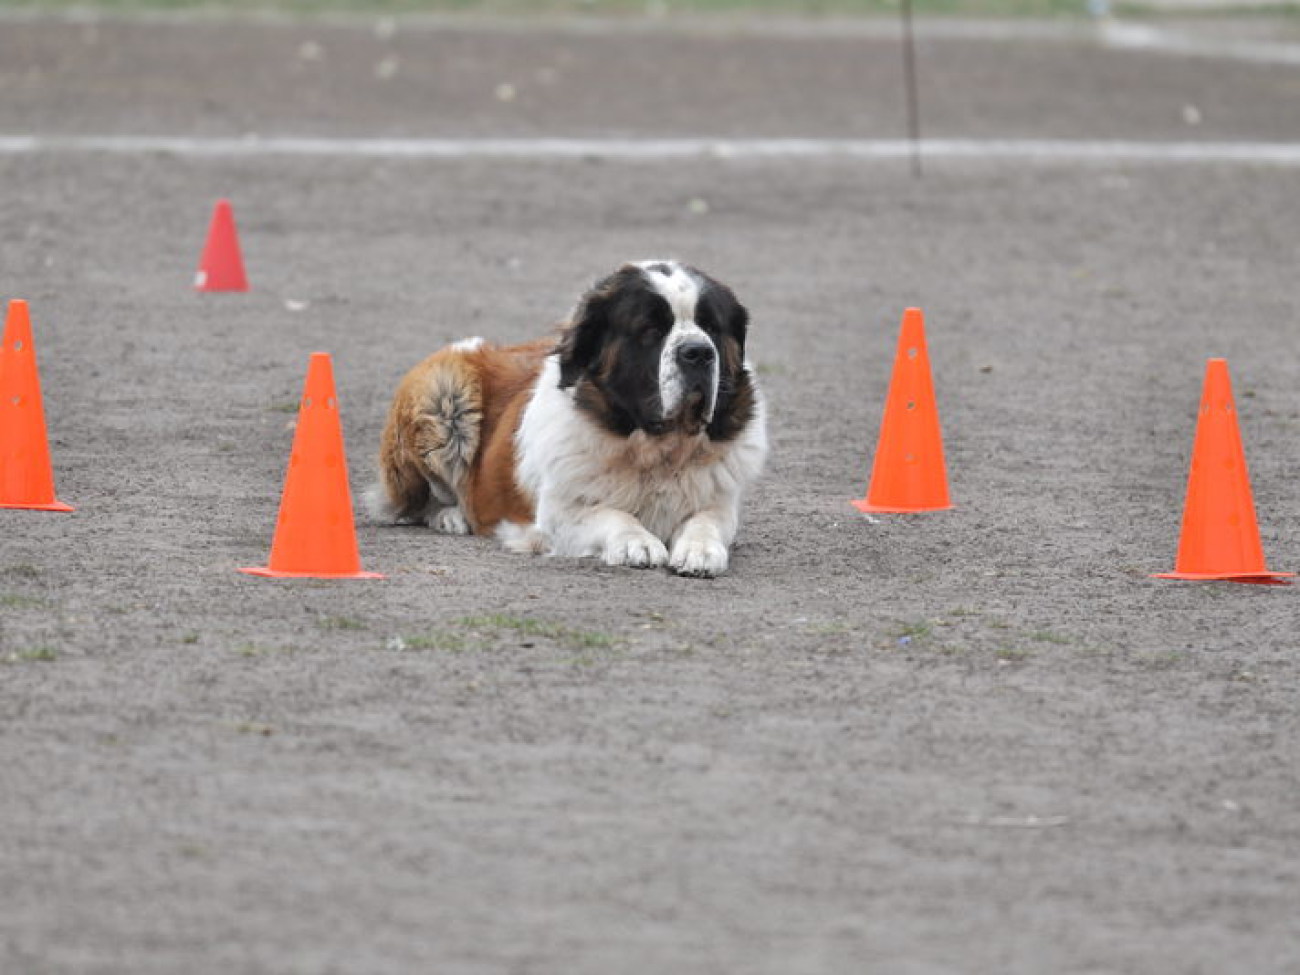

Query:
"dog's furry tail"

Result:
[[371, 351, 484, 526]]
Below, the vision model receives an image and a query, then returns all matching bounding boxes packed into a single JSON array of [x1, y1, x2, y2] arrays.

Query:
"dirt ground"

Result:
[[2, 12, 1300, 975]]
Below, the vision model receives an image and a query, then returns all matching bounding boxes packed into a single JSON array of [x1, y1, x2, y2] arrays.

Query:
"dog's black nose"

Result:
[[676, 340, 716, 371]]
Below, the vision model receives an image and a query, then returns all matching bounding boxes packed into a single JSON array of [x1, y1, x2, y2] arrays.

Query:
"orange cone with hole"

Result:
[[0, 300, 73, 512], [195, 199, 249, 292], [852, 307, 952, 513], [1154, 359, 1291, 584], [240, 353, 382, 579]]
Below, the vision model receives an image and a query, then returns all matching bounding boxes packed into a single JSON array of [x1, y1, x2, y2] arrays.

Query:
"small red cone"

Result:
[[852, 307, 952, 513], [1154, 359, 1291, 585], [195, 199, 249, 292], [0, 300, 74, 512], [240, 353, 382, 580]]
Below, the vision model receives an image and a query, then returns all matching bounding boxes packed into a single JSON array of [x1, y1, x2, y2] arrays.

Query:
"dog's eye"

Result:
[[639, 322, 667, 346], [696, 310, 727, 341]]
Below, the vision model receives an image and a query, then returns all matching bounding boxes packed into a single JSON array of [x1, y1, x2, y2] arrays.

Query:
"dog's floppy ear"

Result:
[[557, 271, 628, 388], [556, 296, 606, 388], [725, 296, 749, 358]]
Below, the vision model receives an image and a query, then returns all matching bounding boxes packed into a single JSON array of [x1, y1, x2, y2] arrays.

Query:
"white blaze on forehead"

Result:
[[636, 261, 719, 425], [636, 260, 702, 323]]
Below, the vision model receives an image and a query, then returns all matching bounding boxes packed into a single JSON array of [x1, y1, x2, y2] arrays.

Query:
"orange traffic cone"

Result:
[[240, 353, 382, 579], [195, 199, 249, 292], [0, 300, 73, 512], [1154, 359, 1291, 584], [852, 307, 952, 513]]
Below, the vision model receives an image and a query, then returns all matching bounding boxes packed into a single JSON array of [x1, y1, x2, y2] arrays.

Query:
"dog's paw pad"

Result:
[[604, 531, 668, 569], [670, 538, 728, 578], [429, 507, 471, 535]]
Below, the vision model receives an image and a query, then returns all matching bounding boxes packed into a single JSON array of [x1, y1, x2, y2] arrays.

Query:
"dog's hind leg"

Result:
[[367, 431, 432, 524], [371, 352, 484, 532]]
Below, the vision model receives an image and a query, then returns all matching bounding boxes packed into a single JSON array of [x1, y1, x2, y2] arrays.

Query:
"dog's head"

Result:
[[556, 261, 756, 440]]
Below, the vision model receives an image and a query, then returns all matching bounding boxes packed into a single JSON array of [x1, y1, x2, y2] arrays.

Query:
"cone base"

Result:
[[195, 280, 249, 293], [0, 499, 74, 512], [1153, 570, 1292, 585], [239, 566, 384, 580], [852, 498, 952, 514]]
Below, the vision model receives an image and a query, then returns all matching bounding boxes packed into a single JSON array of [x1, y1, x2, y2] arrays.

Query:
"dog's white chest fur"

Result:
[[514, 355, 767, 570]]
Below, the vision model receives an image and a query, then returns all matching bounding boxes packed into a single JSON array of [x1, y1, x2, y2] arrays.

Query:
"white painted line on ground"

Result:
[[3, 135, 1300, 166]]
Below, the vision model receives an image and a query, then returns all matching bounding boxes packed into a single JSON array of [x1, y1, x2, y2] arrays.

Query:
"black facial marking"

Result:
[[694, 278, 748, 356], [556, 265, 670, 436], [695, 276, 753, 442]]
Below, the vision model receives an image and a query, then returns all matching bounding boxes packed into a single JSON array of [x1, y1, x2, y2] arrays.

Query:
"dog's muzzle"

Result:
[[674, 339, 718, 429]]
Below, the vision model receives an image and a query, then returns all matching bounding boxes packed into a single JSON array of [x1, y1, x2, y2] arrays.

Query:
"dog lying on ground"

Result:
[[367, 260, 767, 577]]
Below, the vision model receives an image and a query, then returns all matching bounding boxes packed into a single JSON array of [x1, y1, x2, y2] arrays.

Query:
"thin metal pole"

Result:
[[900, 0, 923, 178]]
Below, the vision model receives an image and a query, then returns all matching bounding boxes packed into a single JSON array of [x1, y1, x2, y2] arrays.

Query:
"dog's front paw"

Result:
[[670, 536, 729, 578], [429, 506, 471, 535], [604, 530, 669, 570]]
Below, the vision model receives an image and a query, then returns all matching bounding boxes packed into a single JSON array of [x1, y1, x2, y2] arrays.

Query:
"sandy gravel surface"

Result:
[[2, 14, 1300, 975]]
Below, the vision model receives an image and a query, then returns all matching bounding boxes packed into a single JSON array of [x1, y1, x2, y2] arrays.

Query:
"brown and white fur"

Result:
[[367, 261, 767, 577]]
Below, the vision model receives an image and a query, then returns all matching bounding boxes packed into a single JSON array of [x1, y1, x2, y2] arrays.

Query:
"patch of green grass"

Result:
[[181, 632, 201, 645], [890, 619, 975, 657], [4, 646, 59, 663], [895, 620, 933, 640], [0, 593, 51, 610], [996, 647, 1032, 662], [320, 615, 366, 631], [1029, 630, 1072, 645], [388, 618, 619, 654], [391, 632, 482, 652], [234, 643, 298, 657], [806, 620, 856, 637], [458, 614, 619, 649], [1, 564, 42, 581]]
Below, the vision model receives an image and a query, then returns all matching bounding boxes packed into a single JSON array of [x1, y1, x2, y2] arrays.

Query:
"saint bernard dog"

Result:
[[367, 260, 767, 577]]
